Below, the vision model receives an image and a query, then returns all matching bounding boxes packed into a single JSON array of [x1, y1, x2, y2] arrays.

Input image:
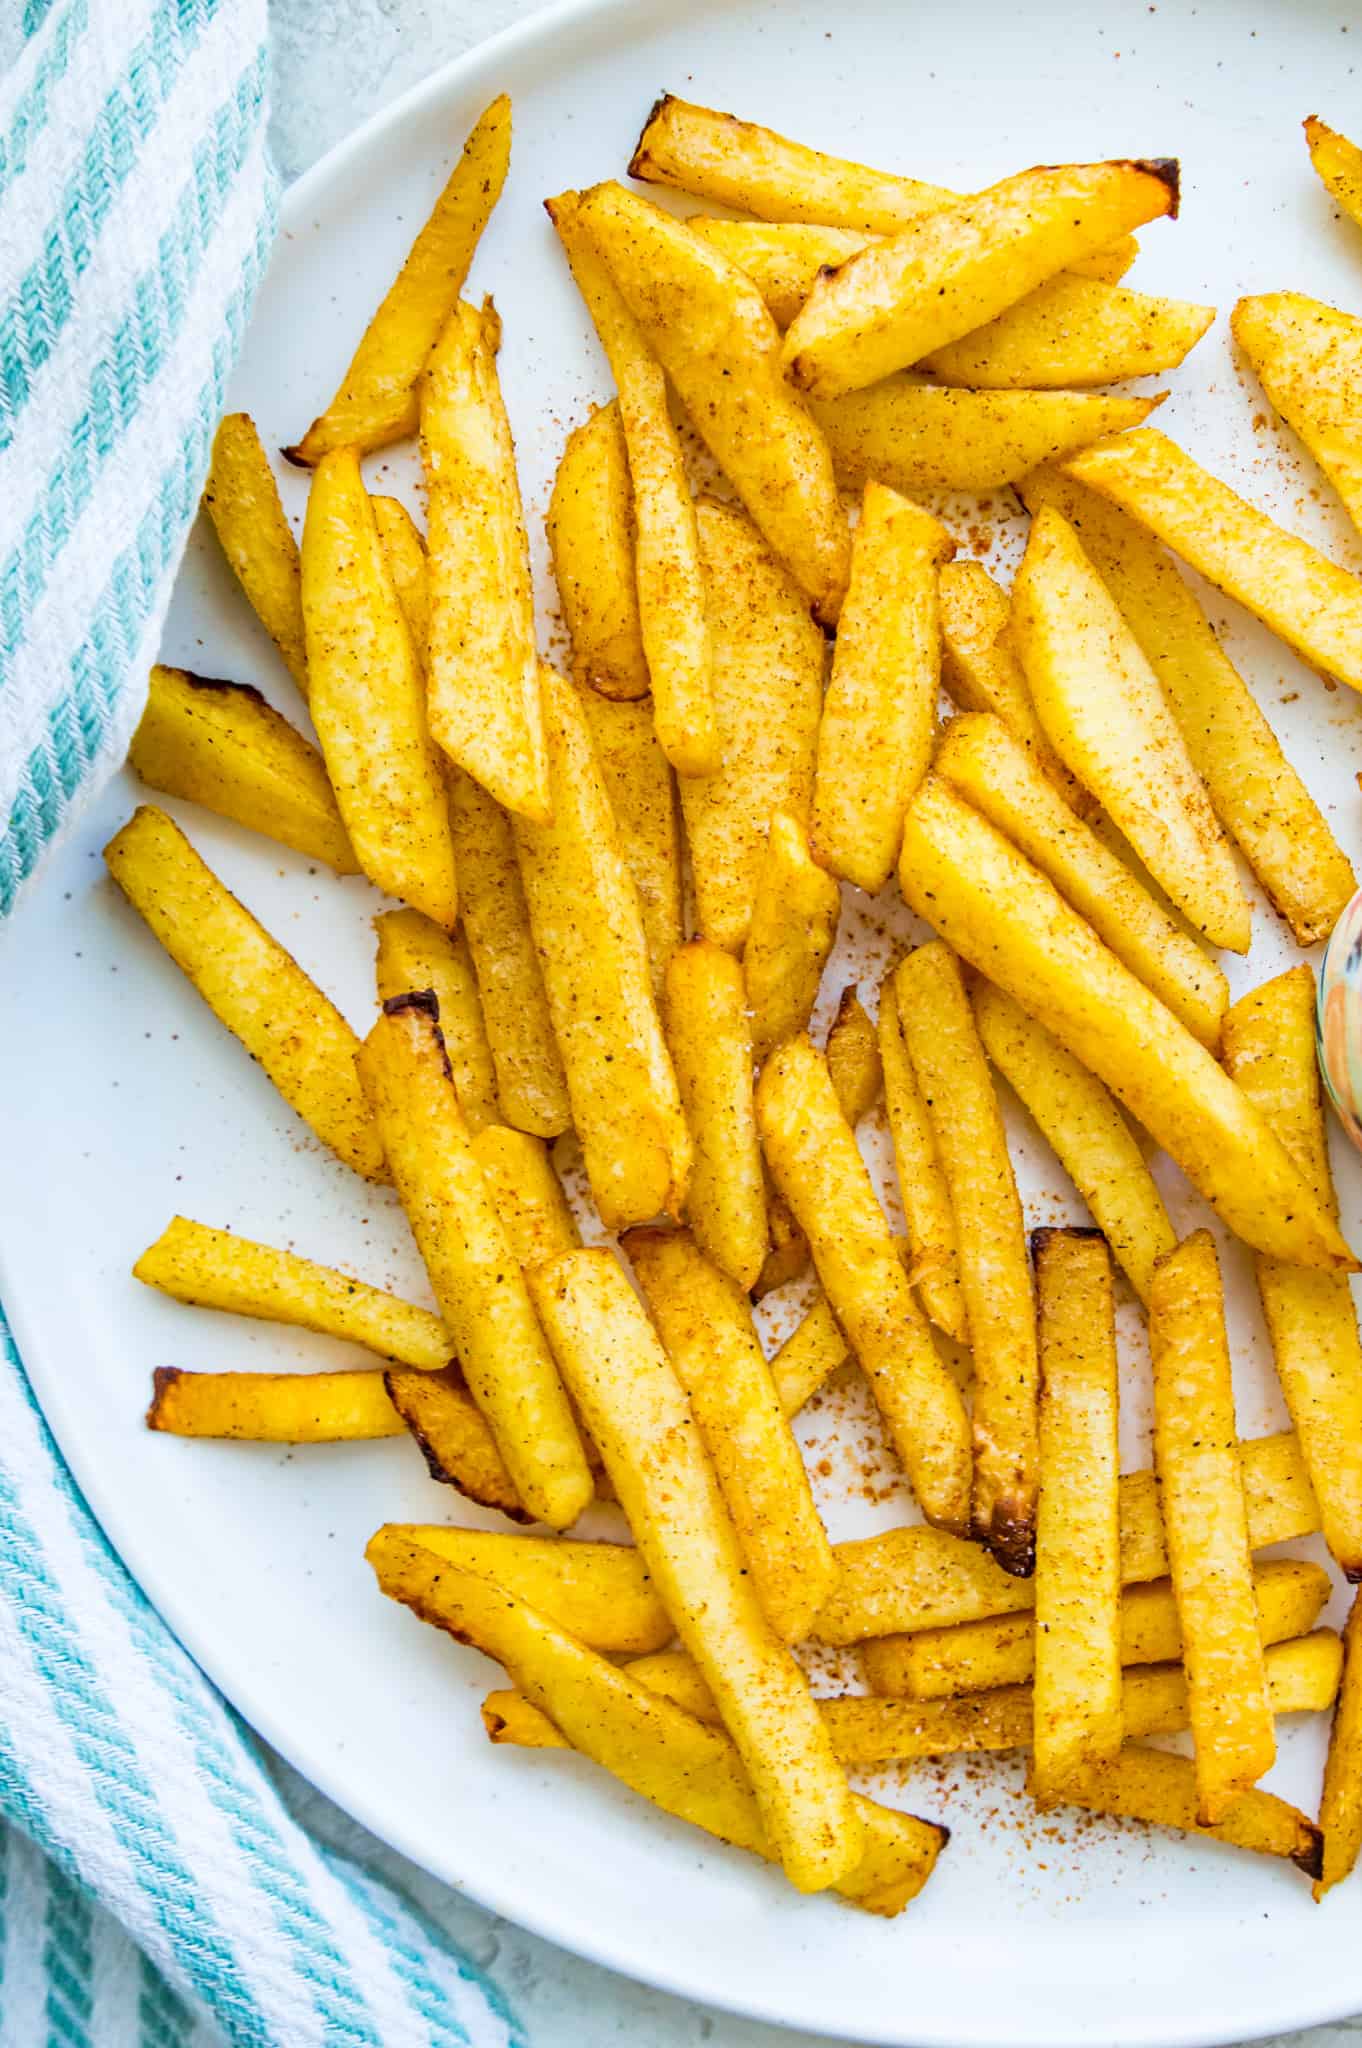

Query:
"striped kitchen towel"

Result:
[[0, 6, 525, 2043]]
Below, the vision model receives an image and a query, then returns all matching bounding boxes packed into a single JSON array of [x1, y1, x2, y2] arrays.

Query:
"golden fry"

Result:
[[203, 413, 308, 693], [1224, 966, 1362, 1577], [380, 1542, 943, 1915], [374, 1526, 671, 1654], [528, 1248, 863, 1893], [1305, 115, 1362, 235], [810, 383, 1161, 497], [104, 806, 385, 1180], [825, 987, 882, 1125], [782, 159, 1178, 399], [626, 1228, 834, 1642], [895, 944, 1038, 1572], [1030, 1230, 1122, 1793], [1034, 1743, 1322, 1876], [546, 403, 649, 701], [446, 769, 571, 1138], [1062, 426, 1362, 697], [812, 484, 953, 892], [514, 668, 690, 1230], [769, 1294, 851, 1417], [938, 562, 1083, 811], [934, 713, 1225, 1048], [288, 95, 510, 463], [898, 776, 1354, 1269], [743, 810, 841, 1063], [683, 500, 825, 952], [383, 1365, 527, 1519], [469, 1124, 579, 1268], [422, 300, 548, 821], [1234, 289, 1362, 538], [147, 1366, 403, 1441], [129, 665, 355, 873], [374, 909, 499, 1132], [576, 180, 849, 624], [357, 996, 591, 1530], [1011, 504, 1249, 952], [1317, 1590, 1362, 1897], [301, 448, 460, 925], [664, 939, 767, 1292], [371, 495, 429, 665], [576, 684, 683, 1001], [973, 982, 1174, 1305], [133, 1215, 448, 1367], [877, 975, 967, 1342], [756, 1034, 972, 1532], [868, 1557, 1330, 1701], [1019, 462, 1355, 946], [1152, 1231, 1275, 1822], [548, 194, 717, 773]]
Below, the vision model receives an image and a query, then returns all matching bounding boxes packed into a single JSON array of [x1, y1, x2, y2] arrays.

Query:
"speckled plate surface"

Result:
[[3, 0, 1362, 2040]]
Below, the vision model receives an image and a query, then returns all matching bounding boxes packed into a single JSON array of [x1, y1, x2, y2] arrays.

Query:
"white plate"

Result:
[[5, 0, 1362, 2040]]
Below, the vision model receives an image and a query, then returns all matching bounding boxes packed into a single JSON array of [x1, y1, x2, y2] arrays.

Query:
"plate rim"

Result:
[[7, 2, 1362, 2042]]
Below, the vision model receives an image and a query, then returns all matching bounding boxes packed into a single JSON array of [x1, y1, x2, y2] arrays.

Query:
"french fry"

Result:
[[867, 1557, 1331, 1701], [301, 449, 460, 926], [133, 1215, 449, 1368], [374, 909, 499, 1132], [628, 96, 1135, 284], [446, 769, 571, 1138], [527, 1248, 863, 1893], [743, 810, 841, 1062], [782, 160, 1179, 400], [1151, 1231, 1275, 1822], [379, 1542, 942, 1915], [897, 776, 1355, 1269], [664, 940, 767, 1292], [202, 414, 308, 694], [769, 1294, 851, 1417], [576, 684, 683, 1002], [514, 668, 690, 1229], [756, 1034, 972, 1532], [1033, 1743, 1322, 1877], [546, 403, 650, 701], [1305, 115, 1362, 236], [1011, 504, 1250, 953], [1019, 463, 1355, 946], [812, 484, 954, 893], [626, 1228, 835, 1642], [692, 223, 1208, 387], [371, 495, 429, 665], [469, 1124, 579, 1268], [548, 194, 717, 773], [147, 1366, 404, 1441], [1233, 290, 1362, 538], [810, 382, 1163, 497], [1029, 1230, 1122, 1793], [357, 995, 592, 1530], [894, 944, 1038, 1572], [104, 806, 386, 1180], [938, 562, 1083, 811], [876, 976, 967, 1342], [128, 665, 356, 873], [1223, 967, 1362, 1578], [934, 714, 1226, 1049], [576, 181, 850, 624], [1061, 426, 1362, 697], [825, 987, 882, 1126], [422, 299, 549, 821], [286, 95, 510, 464], [682, 501, 825, 952], [815, 1429, 1320, 1645], [973, 982, 1174, 1306], [1317, 1590, 1362, 1897], [383, 1365, 527, 1518], [373, 1527, 671, 1654]]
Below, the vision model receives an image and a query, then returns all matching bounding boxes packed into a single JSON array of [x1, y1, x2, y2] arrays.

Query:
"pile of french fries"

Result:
[[109, 92, 1362, 1911]]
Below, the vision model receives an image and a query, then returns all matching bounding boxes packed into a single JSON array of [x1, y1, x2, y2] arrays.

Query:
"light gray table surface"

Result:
[[262, 5, 1361, 2043]]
